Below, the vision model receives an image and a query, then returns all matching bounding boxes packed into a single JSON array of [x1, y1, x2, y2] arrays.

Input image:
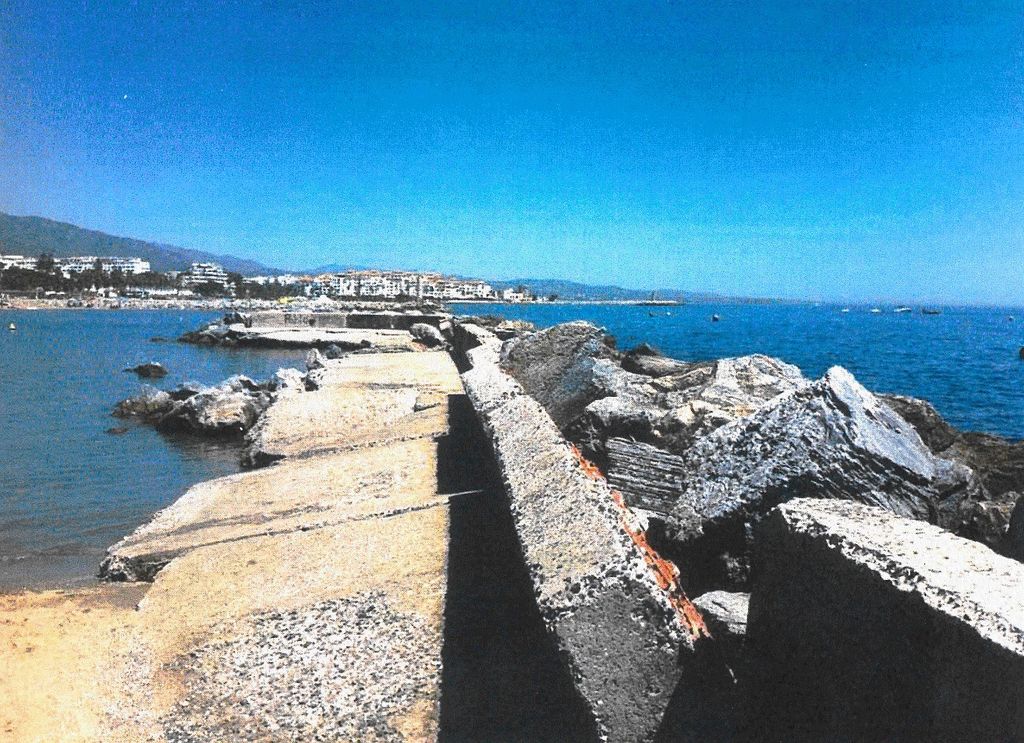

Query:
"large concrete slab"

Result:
[[101, 438, 443, 580], [748, 498, 1024, 741], [244, 350, 461, 464], [461, 335, 736, 742]]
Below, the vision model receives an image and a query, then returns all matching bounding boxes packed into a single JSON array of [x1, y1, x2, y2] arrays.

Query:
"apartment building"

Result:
[[180, 262, 231, 288]]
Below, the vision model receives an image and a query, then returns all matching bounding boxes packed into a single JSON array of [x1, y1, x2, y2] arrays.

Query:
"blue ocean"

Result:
[[1, 303, 1022, 590]]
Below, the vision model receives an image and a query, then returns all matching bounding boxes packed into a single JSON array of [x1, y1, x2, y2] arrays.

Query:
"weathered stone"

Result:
[[1008, 494, 1024, 562], [951, 496, 1016, 553], [157, 388, 271, 437], [880, 393, 1024, 552], [499, 321, 615, 429], [691, 591, 748, 641], [747, 499, 1024, 741], [321, 343, 346, 359], [621, 349, 691, 378], [113, 387, 174, 420], [124, 361, 168, 378], [605, 437, 686, 513], [410, 322, 447, 348], [305, 348, 327, 371], [268, 367, 305, 392], [663, 366, 979, 591]]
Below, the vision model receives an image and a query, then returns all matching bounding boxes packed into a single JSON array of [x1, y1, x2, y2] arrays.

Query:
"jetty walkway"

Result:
[[2, 345, 583, 741]]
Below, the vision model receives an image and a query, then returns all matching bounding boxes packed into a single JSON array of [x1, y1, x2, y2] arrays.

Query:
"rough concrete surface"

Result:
[[4, 347, 463, 742], [244, 350, 461, 465], [463, 332, 737, 743], [748, 498, 1024, 741]]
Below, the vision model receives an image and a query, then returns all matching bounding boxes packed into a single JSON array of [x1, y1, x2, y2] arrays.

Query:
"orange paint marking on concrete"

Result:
[[570, 445, 711, 640]]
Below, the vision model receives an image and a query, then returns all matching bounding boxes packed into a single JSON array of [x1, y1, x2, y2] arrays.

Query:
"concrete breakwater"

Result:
[[1, 315, 1023, 740]]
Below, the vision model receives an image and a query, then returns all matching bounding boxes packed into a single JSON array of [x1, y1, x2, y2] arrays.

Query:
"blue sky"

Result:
[[1, 1, 1022, 303]]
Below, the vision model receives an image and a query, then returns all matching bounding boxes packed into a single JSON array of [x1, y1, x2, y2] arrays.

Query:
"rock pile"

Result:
[[113, 371, 303, 437], [493, 320, 1022, 591], [456, 319, 1024, 740]]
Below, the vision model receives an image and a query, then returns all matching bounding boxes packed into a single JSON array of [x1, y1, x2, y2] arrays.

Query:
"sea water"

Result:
[[0, 309, 305, 590]]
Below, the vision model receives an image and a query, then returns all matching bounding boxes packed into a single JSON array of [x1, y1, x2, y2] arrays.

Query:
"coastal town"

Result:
[[0, 253, 534, 303]]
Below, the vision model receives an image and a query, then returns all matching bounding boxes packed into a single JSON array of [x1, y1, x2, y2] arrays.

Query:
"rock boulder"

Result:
[[124, 361, 168, 378], [663, 366, 979, 591], [410, 322, 447, 348]]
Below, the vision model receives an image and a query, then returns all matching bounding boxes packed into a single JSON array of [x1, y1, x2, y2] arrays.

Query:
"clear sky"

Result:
[[1, 1, 1022, 303]]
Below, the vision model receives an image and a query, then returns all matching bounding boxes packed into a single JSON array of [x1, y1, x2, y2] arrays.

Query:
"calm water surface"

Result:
[[454, 302, 1024, 440], [0, 310, 305, 590]]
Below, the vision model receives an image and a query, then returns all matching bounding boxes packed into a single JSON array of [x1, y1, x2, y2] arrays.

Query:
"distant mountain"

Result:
[[0, 213, 280, 275], [491, 278, 727, 302], [307, 262, 372, 274]]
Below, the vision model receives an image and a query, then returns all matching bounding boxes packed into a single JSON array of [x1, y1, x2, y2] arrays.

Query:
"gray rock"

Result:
[[113, 387, 174, 420], [951, 496, 1016, 553], [621, 347, 692, 377], [605, 437, 686, 513], [158, 388, 271, 437], [268, 367, 305, 392], [499, 321, 615, 429], [664, 366, 979, 590], [692, 590, 748, 640], [305, 348, 327, 371], [409, 322, 447, 348], [491, 319, 535, 340], [1009, 494, 1024, 562], [881, 393, 1024, 553], [322, 343, 346, 359], [573, 354, 805, 469], [125, 361, 168, 378]]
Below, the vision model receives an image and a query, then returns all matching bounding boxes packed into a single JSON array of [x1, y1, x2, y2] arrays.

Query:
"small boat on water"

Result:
[[894, 306, 912, 314], [840, 308, 850, 313], [870, 308, 882, 314], [711, 314, 721, 322], [7, 322, 14, 331], [921, 308, 942, 315]]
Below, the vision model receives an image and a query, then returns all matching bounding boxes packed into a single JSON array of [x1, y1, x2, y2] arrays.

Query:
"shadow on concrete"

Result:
[[437, 394, 598, 743]]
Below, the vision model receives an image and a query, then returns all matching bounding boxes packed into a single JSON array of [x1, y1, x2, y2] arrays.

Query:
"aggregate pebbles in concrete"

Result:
[[163, 592, 438, 742]]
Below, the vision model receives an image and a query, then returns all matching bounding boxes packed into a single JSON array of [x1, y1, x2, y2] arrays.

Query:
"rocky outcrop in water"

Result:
[[114, 374, 292, 437], [125, 361, 168, 378]]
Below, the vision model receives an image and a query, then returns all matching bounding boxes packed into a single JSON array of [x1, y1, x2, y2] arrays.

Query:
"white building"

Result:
[[58, 256, 151, 276], [180, 262, 231, 288], [317, 270, 495, 300], [0, 254, 39, 271], [500, 288, 530, 302]]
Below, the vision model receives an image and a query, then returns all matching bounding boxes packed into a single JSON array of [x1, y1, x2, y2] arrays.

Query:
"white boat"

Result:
[[870, 308, 882, 314], [895, 306, 912, 314], [7, 322, 14, 331], [840, 308, 850, 313]]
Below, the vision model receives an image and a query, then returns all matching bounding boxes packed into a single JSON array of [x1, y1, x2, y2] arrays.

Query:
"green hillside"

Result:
[[0, 213, 279, 275]]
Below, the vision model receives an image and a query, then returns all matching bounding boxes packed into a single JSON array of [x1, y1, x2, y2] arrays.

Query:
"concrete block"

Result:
[[748, 498, 1024, 741], [462, 331, 736, 742]]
